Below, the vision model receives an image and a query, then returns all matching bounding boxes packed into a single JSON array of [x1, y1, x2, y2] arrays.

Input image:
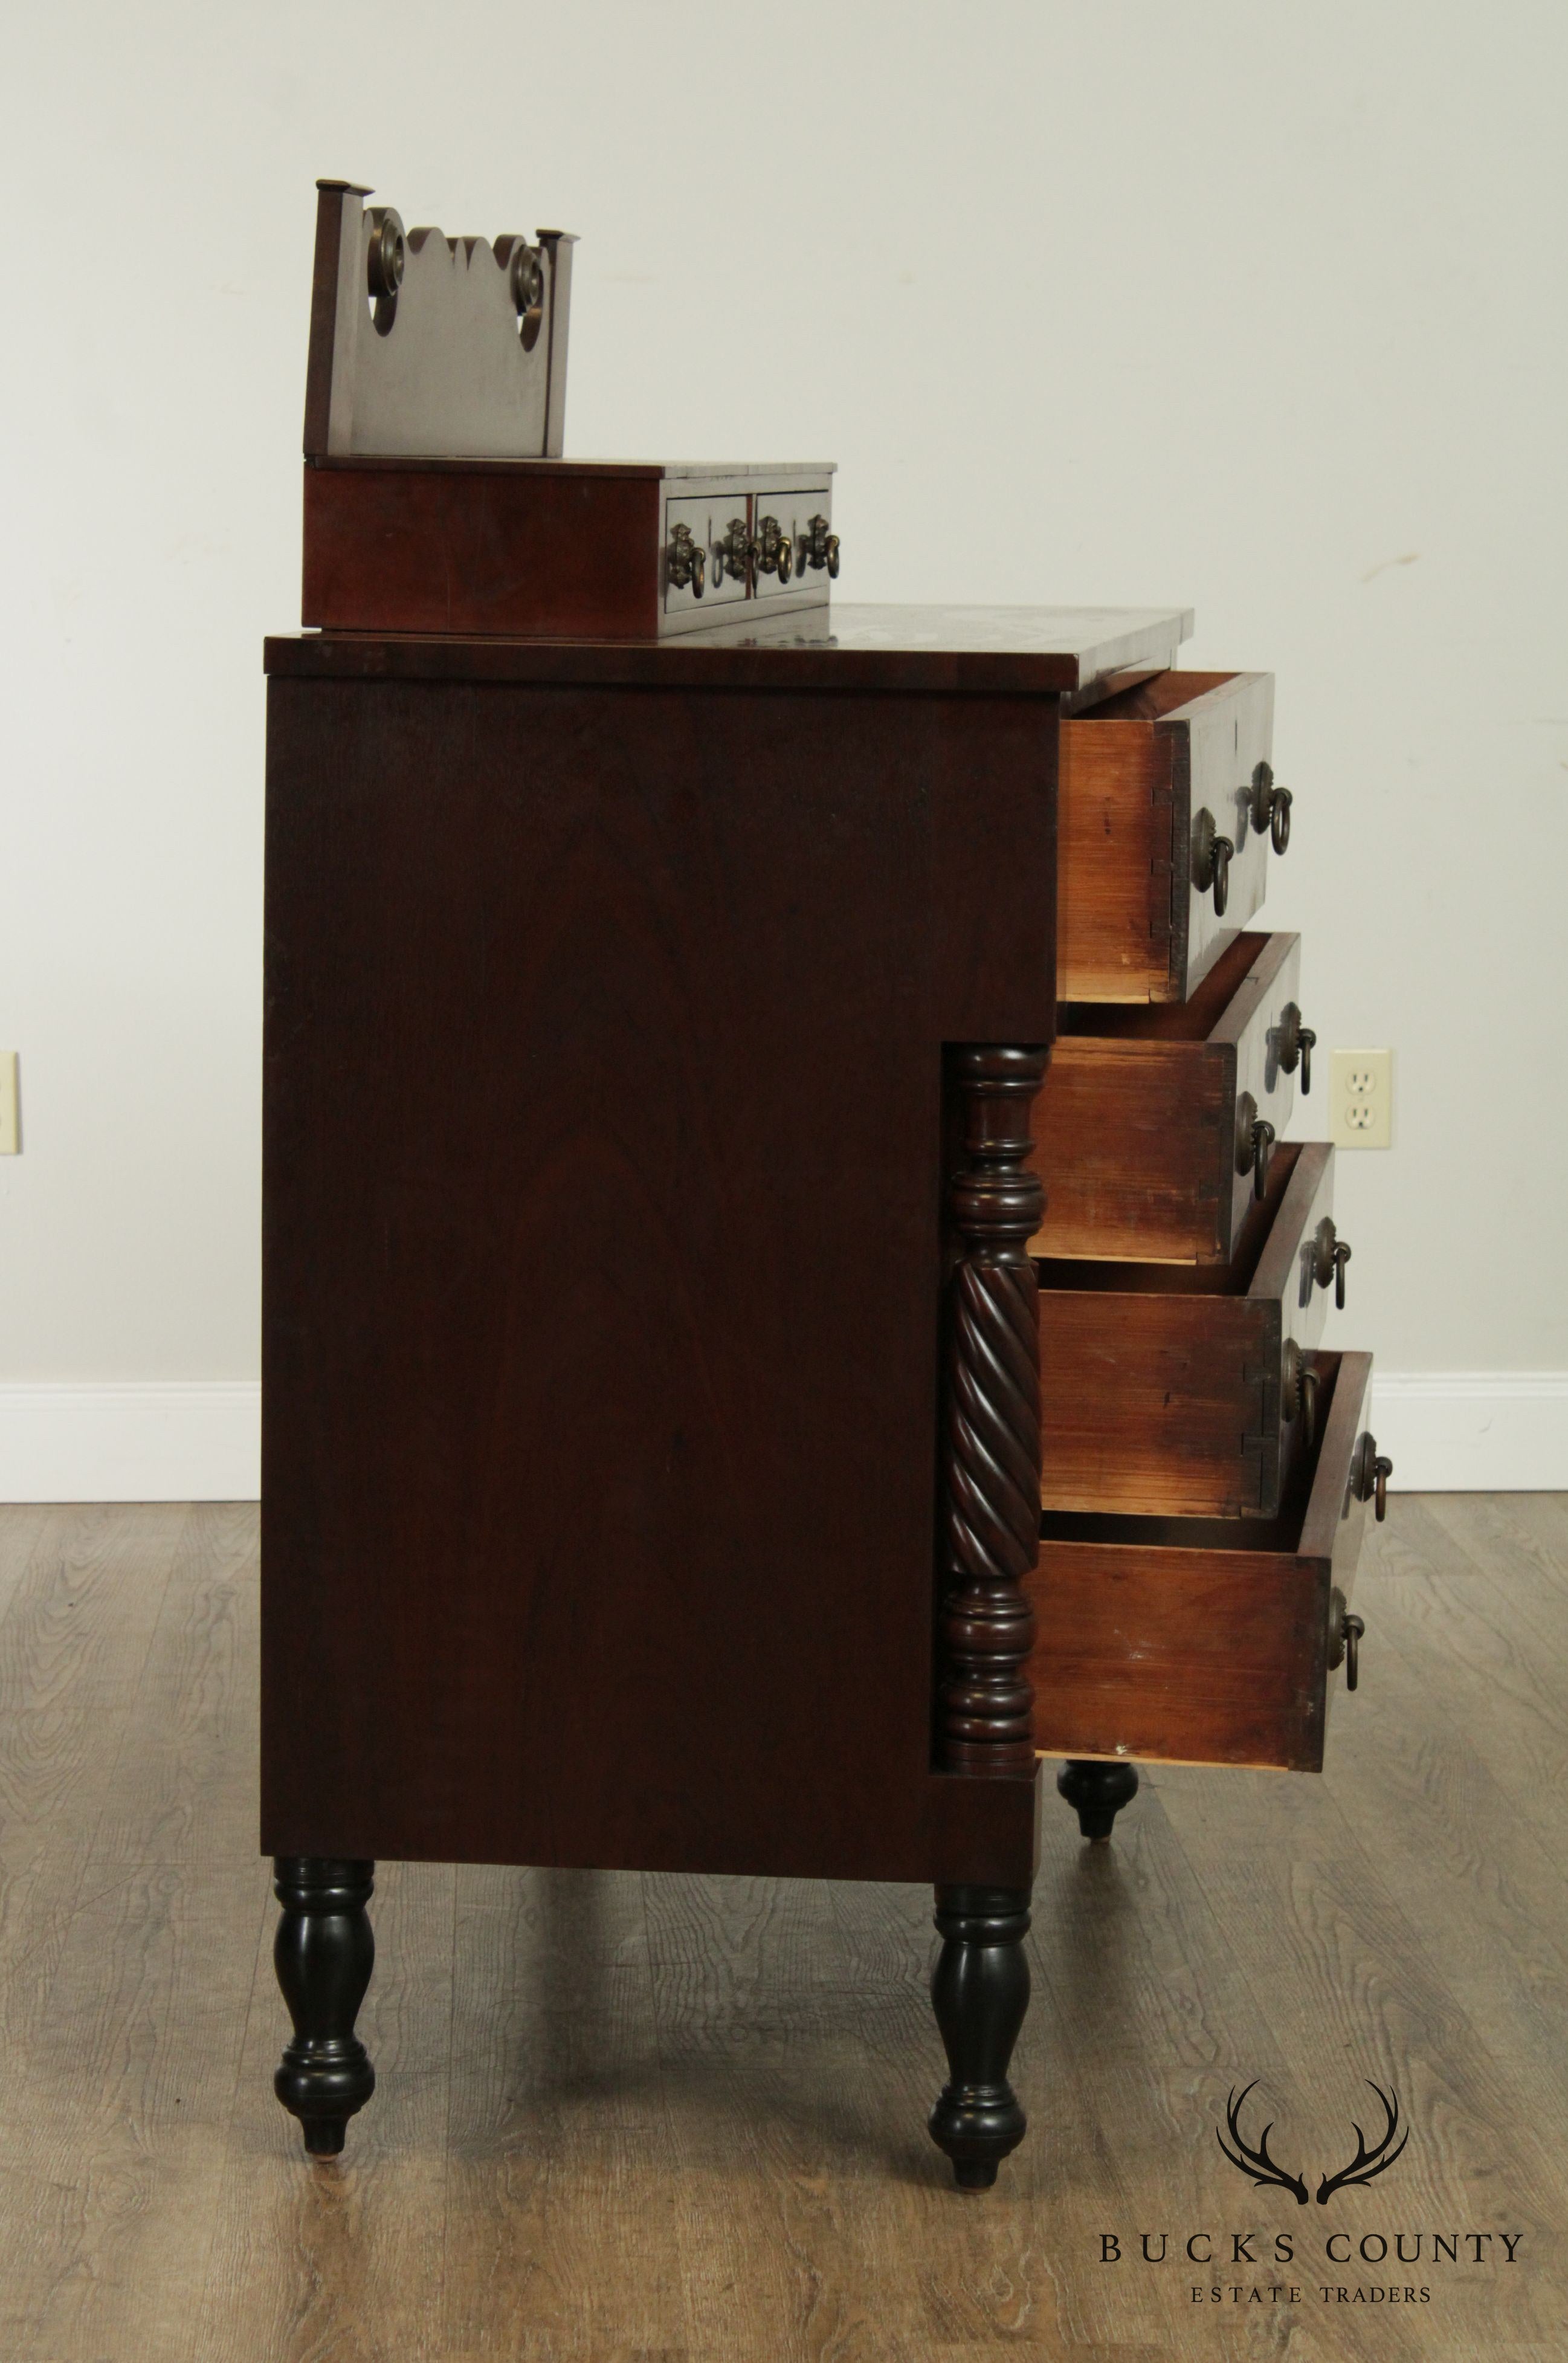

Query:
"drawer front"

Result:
[[1037, 1140, 1337, 1519], [662, 493, 749, 620], [1032, 931, 1304, 1263], [750, 487, 834, 602], [1058, 671, 1279, 1003], [1027, 1351, 1378, 1773]]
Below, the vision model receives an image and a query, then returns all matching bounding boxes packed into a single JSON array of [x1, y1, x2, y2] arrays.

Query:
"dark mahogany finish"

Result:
[[273, 1858, 376, 2154], [257, 609, 1149, 1895], [1057, 1759, 1139, 1841], [929, 1885, 1033, 2189], [938, 1046, 1047, 1780]]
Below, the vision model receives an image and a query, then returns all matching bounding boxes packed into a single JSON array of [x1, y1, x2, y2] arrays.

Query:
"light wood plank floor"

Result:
[[0, 1496, 1564, 2361]]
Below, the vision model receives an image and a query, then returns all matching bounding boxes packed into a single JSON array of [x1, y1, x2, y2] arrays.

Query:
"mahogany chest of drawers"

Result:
[[261, 603, 1389, 2190]]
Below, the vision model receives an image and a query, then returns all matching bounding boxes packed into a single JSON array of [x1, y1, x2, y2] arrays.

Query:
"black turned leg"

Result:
[[273, 1857, 376, 2157], [1057, 1759, 1139, 1842], [928, 1884, 1031, 2191]]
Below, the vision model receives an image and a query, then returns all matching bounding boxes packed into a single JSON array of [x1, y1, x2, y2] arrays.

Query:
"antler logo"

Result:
[[1217, 2081, 1407, 2205]]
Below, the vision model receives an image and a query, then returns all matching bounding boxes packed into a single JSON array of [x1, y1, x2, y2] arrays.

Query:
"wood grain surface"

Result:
[[262, 670, 1053, 1885], [0, 1495, 1563, 2360]]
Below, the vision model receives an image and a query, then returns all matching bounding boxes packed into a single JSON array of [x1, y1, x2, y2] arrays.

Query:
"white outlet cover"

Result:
[[1329, 1047, 1392, 1150], [0, 1052, 16, 1155]]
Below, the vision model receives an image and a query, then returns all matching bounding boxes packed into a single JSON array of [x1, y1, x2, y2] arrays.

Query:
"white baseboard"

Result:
[[0, 1374, 1562, 1504], [0, 1383, 261, 1502], [1370, 1372, 1568, 1492]]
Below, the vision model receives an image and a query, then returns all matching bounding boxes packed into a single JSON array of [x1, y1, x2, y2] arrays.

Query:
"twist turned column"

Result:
[[273, 1857, 376, 2156], [929, 1044, 1047, 2189]]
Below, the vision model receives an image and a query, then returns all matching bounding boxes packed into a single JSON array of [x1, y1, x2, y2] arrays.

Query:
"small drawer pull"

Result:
[[1250, 761, 1292, 856], [668, 522, 705, 596], [1193, 809, 1233, 916], [1352, 1430, 1394, 1523], [1235, 1091, 1276, 1201], [1312, 1216, 1352, 1310], [1328, 1586, 1366, 1689], [755, 514, 793, 584], [1281, 1340, 1318, 1448], [715, 517, 756, 586], [798, 512, 840, 577], [1276, 1001, 1317, 1094]]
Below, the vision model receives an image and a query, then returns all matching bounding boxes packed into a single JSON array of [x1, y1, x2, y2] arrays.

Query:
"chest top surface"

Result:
[[264, 600, 1195, 697]]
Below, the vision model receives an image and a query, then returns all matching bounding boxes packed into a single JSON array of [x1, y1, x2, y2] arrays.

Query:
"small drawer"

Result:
[[750, 488, 834, 601], [1038, 1140, 1348, 1519], [662, 494, 749, 619], [1058, 670, 1283, 1003], [1027, 1350, 1382, 1773], [1031, 931, 1314, 1264]]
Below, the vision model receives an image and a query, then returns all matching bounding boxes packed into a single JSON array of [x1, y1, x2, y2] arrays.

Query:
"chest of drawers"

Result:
[[260, 600, 1388, 2195]]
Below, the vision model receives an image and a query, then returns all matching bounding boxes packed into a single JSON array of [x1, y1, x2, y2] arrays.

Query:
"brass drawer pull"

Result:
[[798, 512, 840, 577], [1193, 809, 1233, 916], [1281, 1340, 1318, 1448], [1352, 1430, 1394, 1522], [1276, 1000, 1316, 1093], [755, 514, 793, 584], [1250, 760, 1292, 856], [715, 517, 755, 586], [1312, 1216, 1351, 1310], [1235, 1091, 1276, 1201], [668, 522, 705, 596], [1328, 1586, 1366, 1689], [366, 206, 405, 337]]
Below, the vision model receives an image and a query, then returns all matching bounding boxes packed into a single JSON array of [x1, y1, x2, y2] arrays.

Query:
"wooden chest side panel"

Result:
[[302, 465, 662, 638], [1029, 1038, 1227, 1262], [1056, 719, 1171, 1001], [1038, 1290, 1271, 1517], [261, 676, 1055, 1882], [1026, 1542, 1328, 1770]]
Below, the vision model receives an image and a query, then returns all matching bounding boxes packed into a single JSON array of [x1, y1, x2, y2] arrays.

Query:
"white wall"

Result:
[[3, 1, 1565, 1495]]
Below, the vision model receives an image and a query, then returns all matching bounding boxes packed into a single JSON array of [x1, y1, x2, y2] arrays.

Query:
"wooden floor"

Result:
[[0, 1499, 1564, 2360]]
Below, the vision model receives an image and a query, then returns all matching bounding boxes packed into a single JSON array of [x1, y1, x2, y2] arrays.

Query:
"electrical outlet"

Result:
[[0, 1053, 16, 1154], [1330, 1048, 1392, 1149]]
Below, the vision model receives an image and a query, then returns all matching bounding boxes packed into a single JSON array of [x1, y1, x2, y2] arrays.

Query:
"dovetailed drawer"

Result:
[[1058, 670, 1283, 1004], [1031, 931, 1313, 1265], [1038, 1140, 1347, 1520], [1027, 1350, 1380, 1774]]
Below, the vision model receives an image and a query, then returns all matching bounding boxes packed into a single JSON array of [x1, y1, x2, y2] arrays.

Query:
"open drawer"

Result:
[[1027, 1351, 1384, 1773], [1039, 1141, 1346, 1519], [1031, 931, 1312, 1264], [1058, 670, 1284, 1003]]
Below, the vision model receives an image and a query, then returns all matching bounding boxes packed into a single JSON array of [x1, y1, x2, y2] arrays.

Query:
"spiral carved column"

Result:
[[938, 1044, 1047, 1777], [929, 1046, 1045, 2192]]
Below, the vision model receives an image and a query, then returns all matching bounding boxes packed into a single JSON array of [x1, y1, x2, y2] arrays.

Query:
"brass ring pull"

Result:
[[667, 523, 705, 596], [1352, 1430, 1394, 1523], [1235, 1093, 1276, 1200], [1193, 809, 1233, 916], [716, 518, 755, 587], [1250, 761, 1292, 856], [1312, 1217, 1351, 1310], [755, 516, 793, 584], [1328, 1587, 1366, 1690], [1277, 1001, 1316, 1094], [798, 513, 841, 577]]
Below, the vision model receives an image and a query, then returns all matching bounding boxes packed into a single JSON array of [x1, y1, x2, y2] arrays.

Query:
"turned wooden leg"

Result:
[[273, 1857, 376, 2156], [1057, 1759, 1139, 1842], [928, 1883, 1031, 2190]]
